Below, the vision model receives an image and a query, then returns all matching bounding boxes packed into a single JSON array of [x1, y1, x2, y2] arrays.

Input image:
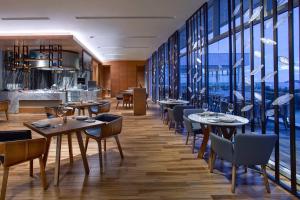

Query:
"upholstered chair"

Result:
[[172, 105, 194, 133], [88, 102, 111, 117], [0, 130, 47, 199], [183, 109, 203, 153], [209, 133, 277, 193], [84, 114, 123, 173]]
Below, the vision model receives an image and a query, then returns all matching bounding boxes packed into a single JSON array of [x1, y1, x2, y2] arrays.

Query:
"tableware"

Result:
[[219, 116, 236, 123], [76, 116, 88, 121], [228, 103, 234, 114], [32, 120, 50, 128], [85, 119, 96, 123]]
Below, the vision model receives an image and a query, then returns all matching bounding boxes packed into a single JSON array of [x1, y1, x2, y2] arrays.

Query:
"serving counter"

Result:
[[0, 89, 101, 113]]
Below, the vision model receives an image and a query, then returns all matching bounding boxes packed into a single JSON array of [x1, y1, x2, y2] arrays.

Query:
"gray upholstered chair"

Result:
[[209, 133, 277, 193], [183, 109, 204, 153], [173, 105, 194, 133], [84, 114, 123, 173], [167, 108, 174, 130]]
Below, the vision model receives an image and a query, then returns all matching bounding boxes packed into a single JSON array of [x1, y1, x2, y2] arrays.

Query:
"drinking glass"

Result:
[[228, 103, 234, 114], [202, 103, 208, 112]]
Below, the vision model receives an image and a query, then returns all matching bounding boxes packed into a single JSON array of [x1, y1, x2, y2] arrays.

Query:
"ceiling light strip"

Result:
[[75, 16, 175, 20], [2, 17, 50, 20]]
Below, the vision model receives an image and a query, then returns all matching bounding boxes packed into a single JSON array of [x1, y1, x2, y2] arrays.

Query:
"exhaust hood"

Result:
[[29, 50, 80, 71]]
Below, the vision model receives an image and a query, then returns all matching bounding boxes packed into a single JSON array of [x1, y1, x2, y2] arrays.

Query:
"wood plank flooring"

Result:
[[0, 100, 296, 199]]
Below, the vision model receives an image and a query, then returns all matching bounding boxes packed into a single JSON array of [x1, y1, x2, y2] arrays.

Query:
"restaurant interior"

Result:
[[0, 0, 299, 199]]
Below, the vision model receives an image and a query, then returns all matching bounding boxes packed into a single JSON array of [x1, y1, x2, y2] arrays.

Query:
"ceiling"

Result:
[[0, 0, 206, 62]]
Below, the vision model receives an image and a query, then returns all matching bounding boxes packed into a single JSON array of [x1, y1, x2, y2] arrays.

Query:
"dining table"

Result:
[[67, 101, 102, 115], [188, 112, 249, 159], [24, 117, 104, 186], [158, 99, 190, 108]]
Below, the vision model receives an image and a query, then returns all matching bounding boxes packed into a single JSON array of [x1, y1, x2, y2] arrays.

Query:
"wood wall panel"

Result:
[[103, 61, 146, 97]]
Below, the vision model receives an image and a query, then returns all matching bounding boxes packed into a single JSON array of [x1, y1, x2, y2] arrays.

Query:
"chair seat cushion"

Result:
[[192, 123, 202, 134], [85, 128, 102, 138]]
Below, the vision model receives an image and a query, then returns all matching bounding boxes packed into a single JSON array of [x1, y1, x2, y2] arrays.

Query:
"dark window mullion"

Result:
[[260, 0, 266, 134], [288, 0, 296, 194], [250, 0, 255, 132], [272, 0, 280, 183]]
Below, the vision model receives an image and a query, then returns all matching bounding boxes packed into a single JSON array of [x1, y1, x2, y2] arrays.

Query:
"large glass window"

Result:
[[179, 25, 188, 99]]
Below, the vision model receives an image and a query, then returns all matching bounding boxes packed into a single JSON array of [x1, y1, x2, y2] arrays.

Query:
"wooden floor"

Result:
[[0, 99, 296, 200]]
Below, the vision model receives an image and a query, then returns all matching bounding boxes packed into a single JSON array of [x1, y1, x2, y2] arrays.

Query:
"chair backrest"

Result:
[[183, 109, 204, 118], [2, 138, 46, 167], [0, 130, 32, 142], [123, 93, 132, 101], [167, 108, 174, 120], [183, 116, 193, 133], [95, 114, 123, 138], [100, 102, 111, 113], [234, 133, 277, 166], [173, 105, 194, 123], [210, 133, 234, 162]]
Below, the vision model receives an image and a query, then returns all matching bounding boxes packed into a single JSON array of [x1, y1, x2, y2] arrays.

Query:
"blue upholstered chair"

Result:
[[183, 109, 203, 153], [209, 133, 277, 193], [172, 105, 194, 134]]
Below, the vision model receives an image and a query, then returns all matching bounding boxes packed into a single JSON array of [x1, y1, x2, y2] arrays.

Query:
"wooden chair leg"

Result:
[[29, 160, 33, 177], [231, 165, 237, 193], [39, 156, 47, 190], [103, 139, 107, 152], [67, 134, 73, 164], [85, 136, 89, 153], [174, 122, 177, 134], [97, 140, 103, 173], [115, 136, 124, 159], [261, 165, 270, 193], [185, 132, 190, 145], [192, 133, 196, 153], [1, 167, 9, 200], [5, 111, 8, 121], [209, 149, 216, 173]]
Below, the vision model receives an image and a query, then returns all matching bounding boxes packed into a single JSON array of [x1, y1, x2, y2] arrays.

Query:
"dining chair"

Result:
[[173, 105, 194, 134], [0, 101, 9, 121], [88, 101, 111, 117], [116, 94, 123, 109], [183, 109, 203, 153], [84, 114, 124, 173], [0, 130, 47, 199], [123, 94, 132, 108], [209, 133, 277, 193], [167, 108, 174, 130]]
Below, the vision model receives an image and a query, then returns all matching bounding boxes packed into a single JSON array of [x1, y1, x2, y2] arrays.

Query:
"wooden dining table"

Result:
[[188, 113, 249, 159], [67, 102, 102, 115], [24, 117, 104, 186]]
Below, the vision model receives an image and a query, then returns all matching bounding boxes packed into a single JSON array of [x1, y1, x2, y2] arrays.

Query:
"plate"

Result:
[[76, 116, 88, 121], [85, 119, 96, 123], [219, 117, 236, 123], [32, 121, 50, 128]]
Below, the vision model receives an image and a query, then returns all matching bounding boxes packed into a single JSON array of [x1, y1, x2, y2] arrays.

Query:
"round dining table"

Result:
[[188, 112, 249, 159], [158, 99, 190, 108]]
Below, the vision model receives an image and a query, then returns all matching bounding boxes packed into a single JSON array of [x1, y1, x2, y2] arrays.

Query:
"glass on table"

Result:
[[228, 103, 234, 114]]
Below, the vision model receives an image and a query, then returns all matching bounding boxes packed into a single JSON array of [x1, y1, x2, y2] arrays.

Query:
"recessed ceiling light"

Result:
[[89, 36, 95, 39], [1, 17, 50, 20], [75, 16, 176, 20]]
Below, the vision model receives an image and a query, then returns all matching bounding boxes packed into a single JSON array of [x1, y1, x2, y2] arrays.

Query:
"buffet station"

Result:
[[0, 44, 101, 114]]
